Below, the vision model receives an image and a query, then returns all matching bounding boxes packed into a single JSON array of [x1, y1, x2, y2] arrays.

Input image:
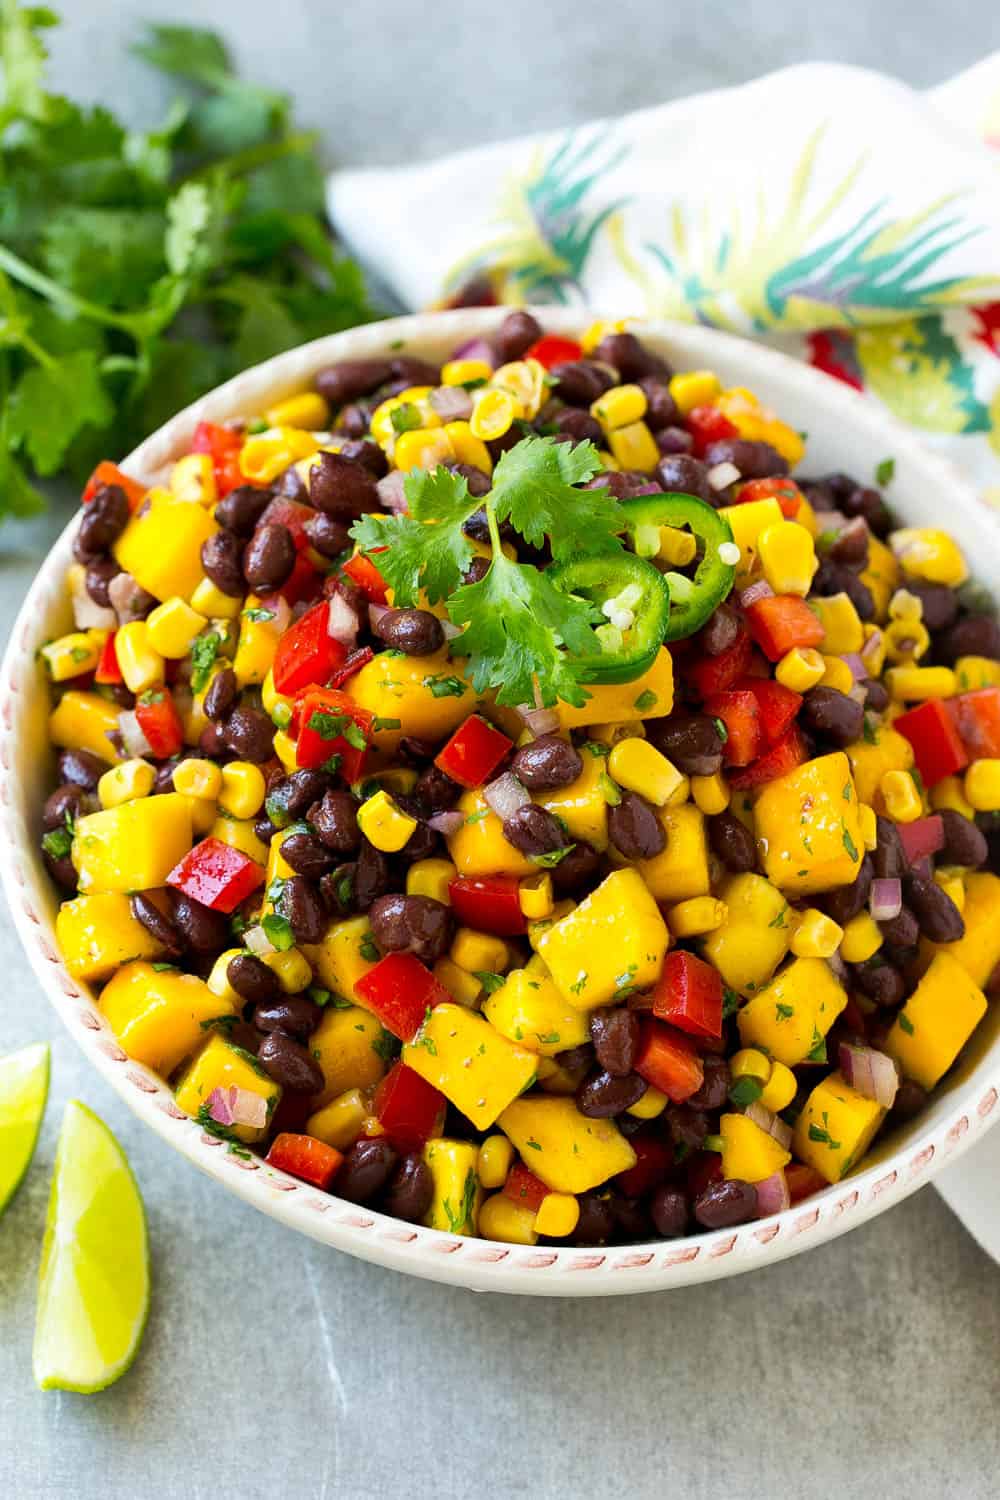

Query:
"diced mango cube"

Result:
[[308, 1004, 389, 1108], [737, 956, 847, 1066], [483, 960, 590, 1056], [923, 871, 1000, 987], [719, 1113, 791, 1182], [536, 747, 610, 850], [621, 802, 709, 903], [792, 1071, 886, 1183], [553, 649, 674, 731], [846, 724, 914, 807], [422, 1139, 482, 1235], [402, 1003, 537, 1129], [56, 892, 166, 981], [49, 690, 122, 765], [72, 793, 193, 895], [537, 868, 668, 1008], [113, 491, 220, 603], [885, 952, 987, 1090], [446, 789, 535, 878], [300, 915, 378, 1005], [701, 873, 791, 995], [754, 752, 863, 895], [174, 1033, 280, 1143], [99, 960, 233, 1074], [499, 1096, 636, 1193]]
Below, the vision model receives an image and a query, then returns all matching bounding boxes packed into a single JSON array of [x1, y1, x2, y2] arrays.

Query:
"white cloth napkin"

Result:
[[327, 57, 1000, 1254]]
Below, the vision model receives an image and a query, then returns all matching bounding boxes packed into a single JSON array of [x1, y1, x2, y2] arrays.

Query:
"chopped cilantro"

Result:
[[728, 1076, 763, 1107], [581, 740, 609, 757], [260, 913, 294, 951], [634, 690, 658, 712], [775, 1002, 795, 1021], [371, 1028, 398, 1062], [189, 632, 221, 693], [390, 402, 422, 435], [768, 907, 788, 929], [898, 1012, 915, 1036], [359, 932, 379, 963], [711, 715, 729, 744], [841, 821, 859, 861], [474, 972, 505, 995], [524, 1137, 542, 1151], [530, 844, 576, 868], [372, 716, 402, 732], [307, 986, 332, 1007], [243, 607, 276, 623], [722, 987, 739, 1020], [875, 457, 895, 487], [422, 674, 468, 699], [862, 714, 879, 745], [41, 826, 73, 860], [599, 772, 622, 806]]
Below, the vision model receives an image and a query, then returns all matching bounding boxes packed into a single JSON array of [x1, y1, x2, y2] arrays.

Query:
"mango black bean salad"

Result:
[[42, 311, 1000, 1245]]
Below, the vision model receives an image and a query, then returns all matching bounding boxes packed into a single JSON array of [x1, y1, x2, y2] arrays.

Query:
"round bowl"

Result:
[[3, 308, 998, 1295]]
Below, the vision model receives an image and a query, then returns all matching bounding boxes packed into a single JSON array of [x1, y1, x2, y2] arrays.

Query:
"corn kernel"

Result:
[[265, 392, 330, 430], [858, 803, 877, 851], [477, 1134, 515, 1189], [884, 666, 957, 702], [731, 1049, 771, 1083], [190, 575, 243, 619], [169, 452, 216, 506], [591, 383, 647, 431], [588, 720, 645, 746], [608, 420, 659, 473], [954, 655, 1000, 691], [146, 597, 209, 659], [669, 370, 721, 415], [818, 655, 855, 695], [210, 815, 268, 865], [207, 947, 244, 1005], [450, 927, 508, 974], [262, 947, 313, 994], [758, 520, 818, 598], [608, 738, 684, 806], [39, 631, 104, 682], [534, 1192, 580, 1238], [861, 624, 886, 676], [934, 868, 966, 912], [811, 593, 864, 655], [890, 528, 968, 588], [789, 908, 843, 959], [442, 420, 493, 475], [407, 858, 457, 904], [306, 1088, 370, 1151], [930, 774, 976, 822], [883, 617, 930, 664], [441, 358, 493, 387], [272, 729, 298, 773], [776, 646, 825, 693], [470, 387, 519, 442], [580, 317, 628, 355], [667, 896, 727, 937], [656, 527, 698, 567], [97, 757, 156, 809], [179, 793, 217, 835], [393, 427, 454, 473], [519, 872, 554, 920], [478, 1193, 537, 1245], [363, 767, 418, 798], [964, 759, 1000, 812], [840, 912, 883, 963], [219, 761, 266, 820], [881, 769, 923, 823], [356, 789, 418, 852], [114, 621, 165, 695], [691, 771, 730, 816], [433, 956, 484, 1007], [173, 758, 223, 800], [492, 359, 546, 420], [626, 1085, 668, 1119], [758, 1060, 797, 1113], [888, 588, 923, 623], [240, 428, 318, 484]]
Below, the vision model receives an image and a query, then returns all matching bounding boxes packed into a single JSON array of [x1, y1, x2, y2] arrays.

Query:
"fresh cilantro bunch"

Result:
[[352, 436, 629, 708], [0, 3, 375, 518]]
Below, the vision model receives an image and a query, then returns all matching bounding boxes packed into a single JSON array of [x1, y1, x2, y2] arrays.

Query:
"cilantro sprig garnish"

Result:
[[351, 436, 628, 708]]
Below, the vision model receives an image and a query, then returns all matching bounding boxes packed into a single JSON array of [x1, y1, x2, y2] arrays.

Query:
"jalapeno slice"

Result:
[[620, 492, 736, 642], [549, 552, 671, 685]]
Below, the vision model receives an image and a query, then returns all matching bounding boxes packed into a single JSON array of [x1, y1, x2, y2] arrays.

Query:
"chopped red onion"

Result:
[[244, 924, 276, 957], [869, 877, 902, 921], [814, 509, 847, 532], [707, 460, 741, 491], [256, 594, 292, 637], [327, 590, 359, 648], [450, 336, 496, 367], [70, 568, 117, 631], [484, 771, 530, 822], [840, 652, 866, 682], [827, 950, 849, 984], [440, 619, 463, 640], [118, 709, 152, 758], [860, 628, 883, 667], [745, 1102, 793, 1150], [207, 1086, 268, 1130], [376, 470, 408, 513], [368, 601, 391, 633], [108, 571, 151, 626], [630, 480, 662, 496], [429, 386, 474, 422], [427, 810, 464, 837], [739, 579, 774, 609], [898, 814, 944, 864], [755, 1169, 791, 1217], [516, 704, 560, 735], [838, 1041, 899, 1109]]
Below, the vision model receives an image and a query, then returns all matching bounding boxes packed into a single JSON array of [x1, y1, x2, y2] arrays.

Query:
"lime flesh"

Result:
[[33, 1100, 150, 1393], [0, 1042, 50, 1217]]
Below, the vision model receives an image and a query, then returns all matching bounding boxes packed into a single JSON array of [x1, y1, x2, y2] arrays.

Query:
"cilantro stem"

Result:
[[181, 129, 318, 183], [0, 245, 139, 333]]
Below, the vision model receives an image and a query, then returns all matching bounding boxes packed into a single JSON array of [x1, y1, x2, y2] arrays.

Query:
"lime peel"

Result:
[[0, 1041, 50, 1217]]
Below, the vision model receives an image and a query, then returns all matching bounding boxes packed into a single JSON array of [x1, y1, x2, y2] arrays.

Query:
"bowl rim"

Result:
[[2, 306, 998, 1296]]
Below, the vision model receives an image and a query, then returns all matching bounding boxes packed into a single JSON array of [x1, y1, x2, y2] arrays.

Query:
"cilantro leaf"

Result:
[[7, 348, 113, 476], [488, 436, 620, 560], [351, 466, 477, 606]]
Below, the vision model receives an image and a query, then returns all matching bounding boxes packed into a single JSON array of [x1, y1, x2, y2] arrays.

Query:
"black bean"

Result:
[[368, 893, 453, 964], [199, 529, 245, 597], [214, 485, 272, 536], [938, 808, 988, 868], [842, 485, 892, 537], [853, 960, 905, 1009], [693, 1178, 758, 1229], [84, 556, 122, 608], [228, 953, 281, 1005], [171, 892, 230, 954], [608, 793, 665, 862], [594, 331, 670, 382], [648, 713, 725, 776], [655, 454, 716, 506], [275, 463, 309, 503], [801, 686, 864, 749], [502, 804, 567, 857], [549, 359, 615, 406], [666, 1105, 710, 1152], [309, 790, 359, 854], [509, 737, 581, 794], [827, 518, 870, 569], [339, 439, 388, 479], [571, 1191, 614, 1245], [576, 1068, 648, 1118], [553, 407, 604, 445], [688, 1054, 732, 1110], [336, 1137, 399, 1203], [223, 707, 275, 764], [309, 451, 378, 522], [354, 838, 389, 910], [890, 1078, 928, 1123], [865, 679, 889, 713], [130, 892, 185, 956], [44, 850, 77, 890], [314, 358, 394, 408], [335, 402, 371, 439], [381, 1154, 434, 1222], [443, 460, 492, 498], [75, 484, 129, 558], [243, 523, 295, 593], [461, 556, 490, 586], [492, 310, 542, 362], [57, 748, 106, 790], [389, 354, 440, 388], [655, 426, 694, 456], [152, 754, 191, 795], [608, 1194, 650, 1242], [590, 1009, 640, 1077], [650, 1186, 689, 1238], [43, 783, 85, 831], [873, 815, 908, 881], [280, 831, 337, 879], [258, 1030, 325, 1093], [391, 811, 439, 864], [253, 994, 322, 1039], [636, 377, 679, 431], [413, 764, 461, 813], [550, 838, 602, 894], [320, 864, 357, 917], [703, 438, 789, 479], [254, 814, 278, 846], [372, 607, 444, 656], [823, 853, 873, 926], [280, 876, 327, 944], [706, 811, 756, 874], [268, 770, 331, 827], [905, 875, 965, 943], [936, 614, 1000, 666], [878, 905, 920, 949], [812, 563, 874, 620], [199, 723, 229, 758], [307, 513, 352, 559], [203, 667, 237, 723], [908, 582, 958, 632]]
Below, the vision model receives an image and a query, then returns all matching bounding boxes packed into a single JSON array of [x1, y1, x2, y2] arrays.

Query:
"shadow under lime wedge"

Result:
[[33, 1101, 150, 1393], [0, 1042, 49, 1218]]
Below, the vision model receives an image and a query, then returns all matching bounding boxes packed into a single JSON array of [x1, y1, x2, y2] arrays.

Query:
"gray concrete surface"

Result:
[[3, 4, 1000, 1497]]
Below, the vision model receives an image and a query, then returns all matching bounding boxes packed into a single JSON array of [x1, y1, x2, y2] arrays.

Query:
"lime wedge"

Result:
[[33, 1101, 150, 1393], [0, 1042, 50, 1217]]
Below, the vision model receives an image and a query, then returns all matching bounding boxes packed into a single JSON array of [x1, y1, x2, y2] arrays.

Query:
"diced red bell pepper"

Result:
[[259, 496, 315, 552], [266, 1132, 343, 1190], [166, 836, 266, 913], [435, 714, 513, 789], [448, 875, 528, 936], [703, 688, 763, 767], [735, 477, 805, 519], [94, 631, 122, 685], [951, 687, 1000, 760], [272, 601, 347, 696], [523, 335, 582, 370], [634, 1020, 705, 1102], [686, 1148, 723, 1199], [894, 699, 968, 787], [82, 460, 146, 512], [897, 814, 944, 865], [503, 1161, 549, 1212], [276, 553, 321, 608], [729, 724, 808, 790], [688, 627, 752, 699], [745, 594, 825, 661], [785, 1162, 827, 1205], [651, 951, 724, 1041], [295, 687, 373, 779], [135, 688, 184, 759], [374, 1061, 447, 1152], [327, 646, 374, 692], [191, 420, 246, 498], [354, 952, 452, 1040], [733, 675, 802, 747], [342, 552, 388, 605], [686, 405, 739, 459], [615, 1133, 674, 1198]]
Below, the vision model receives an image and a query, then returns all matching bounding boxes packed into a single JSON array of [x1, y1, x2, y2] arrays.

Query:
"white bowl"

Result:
[[3, 309, 998, 1296]]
